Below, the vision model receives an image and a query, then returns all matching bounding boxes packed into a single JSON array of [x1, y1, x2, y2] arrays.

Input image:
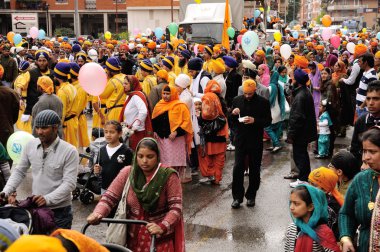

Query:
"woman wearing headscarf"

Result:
[[88, 138, 185, 252], [197, 92, 229, 185], [152, 85, 193, 183], [325, 54, 338, 69], [258, 64, 270, 87], [331, 60, 347, 87], [309, 167, 344, 240], [308, 62, 322, 120], [264, 71, 286, 153], [119, 75, 152, 150]]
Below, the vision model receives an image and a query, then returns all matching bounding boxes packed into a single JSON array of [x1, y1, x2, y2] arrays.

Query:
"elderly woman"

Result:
[[119, 75, 152, 150], [87, 138, 185, 252], [152, 85, 193, 183], [339, 127, 380, 252]]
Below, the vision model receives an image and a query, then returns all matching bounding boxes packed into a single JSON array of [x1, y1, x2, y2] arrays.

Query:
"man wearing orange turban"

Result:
[[230, 78, 271, 209], [253, 50, 266, 68], [294, 55, 309, 69]]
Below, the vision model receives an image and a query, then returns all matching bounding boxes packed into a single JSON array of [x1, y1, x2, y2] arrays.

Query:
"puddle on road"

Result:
[[185, 223, 265, 242]]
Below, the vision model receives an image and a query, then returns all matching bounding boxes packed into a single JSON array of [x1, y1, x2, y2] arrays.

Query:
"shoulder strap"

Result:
[[110, 77, 125, 107]]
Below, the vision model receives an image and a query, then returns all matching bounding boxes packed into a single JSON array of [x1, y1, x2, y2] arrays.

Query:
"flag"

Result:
[[222, 0, 230, 51]]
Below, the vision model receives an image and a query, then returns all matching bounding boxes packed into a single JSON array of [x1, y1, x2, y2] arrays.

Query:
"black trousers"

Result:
[[232, 144, 263, 201], [292, 143, 311, 182]]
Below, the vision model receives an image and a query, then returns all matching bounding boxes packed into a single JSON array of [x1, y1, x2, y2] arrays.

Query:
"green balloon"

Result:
[[227, 27, 235, 39], [168, 23, 178, 36]]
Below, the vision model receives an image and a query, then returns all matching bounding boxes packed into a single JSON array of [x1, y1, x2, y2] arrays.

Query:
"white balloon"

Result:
[[346, 42, 355, 54], [280, 44, 292, 60], [146, 28, 152, 36]]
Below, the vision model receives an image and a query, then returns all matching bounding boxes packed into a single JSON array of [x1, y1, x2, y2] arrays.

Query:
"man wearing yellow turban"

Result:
[[230, 79, 271, 209]]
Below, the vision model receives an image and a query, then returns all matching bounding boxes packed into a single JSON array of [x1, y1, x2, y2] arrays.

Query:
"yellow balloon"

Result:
[[7, 32, 15, 43], [274, 31, 282, 42], [259, 7, 264, 12], [105, 31, 112, 40], [194, 0, 201, 3], [363, 28, 367, 33]]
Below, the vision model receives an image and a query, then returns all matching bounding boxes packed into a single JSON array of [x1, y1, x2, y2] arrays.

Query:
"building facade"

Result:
[[0, 0, 180, 37]]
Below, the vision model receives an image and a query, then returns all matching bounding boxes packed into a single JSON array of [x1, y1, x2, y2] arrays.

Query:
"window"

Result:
[[56, 0, 68, 3], [113, 0, 126, 3]]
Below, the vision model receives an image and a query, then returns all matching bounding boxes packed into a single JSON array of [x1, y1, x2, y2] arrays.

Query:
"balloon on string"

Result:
[[79, 63, 107, 96], [168, 23, 178, 36], [38, 29, 46, 39], [273, 31, 282, 42], [105, 31, 112, 40], [193, 44, 199, 54], [154, 27, 164, 38], [194, 0, 201, 3], [362, 28, 367, 33], [254, 9, 261, 18], [342, 29, 348, 35], [321, 28, 333, 41], [346, 42, 356, 54], [7, 32, 15, 43], [237, 34, 243, 44], [321, 15, 332, 27], [13, 34, 22, 45], [146, 28, 152, 36], [330, 35, 340, 49], [280, 44, 292, 60], [7, 131, 34, 163], [377, 32, 380, 40], [29, 27, 38, 39], [241, 31, 259, 56], [292, 31, 299, 39], [133, 28, 140, 36], [227, 27, 235, 39]]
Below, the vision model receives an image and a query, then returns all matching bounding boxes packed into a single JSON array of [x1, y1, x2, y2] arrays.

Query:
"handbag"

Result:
[[203, 116, 226, 136], [105, 176, 130, 246]]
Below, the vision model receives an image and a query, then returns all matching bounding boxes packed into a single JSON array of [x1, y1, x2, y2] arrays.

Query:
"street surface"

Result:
[[15, 117, 352, 252]]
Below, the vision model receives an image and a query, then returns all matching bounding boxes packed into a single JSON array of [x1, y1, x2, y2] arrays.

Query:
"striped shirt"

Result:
[[356, 68, 378, 106], [284, 223, 335, 252]]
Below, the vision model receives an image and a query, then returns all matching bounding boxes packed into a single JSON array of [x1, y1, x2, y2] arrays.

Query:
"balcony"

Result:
[[85, 0, 96, 9], [327, 4, 367, 11], [16, 0, 47, 10]]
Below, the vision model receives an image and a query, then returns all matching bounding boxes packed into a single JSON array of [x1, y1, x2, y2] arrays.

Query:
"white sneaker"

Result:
[[289, 179, 309, 188]]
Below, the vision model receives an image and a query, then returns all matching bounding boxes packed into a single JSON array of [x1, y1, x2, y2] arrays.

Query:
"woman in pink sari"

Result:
[[258, 64, 270, 87], [87, 138, 185, 252]]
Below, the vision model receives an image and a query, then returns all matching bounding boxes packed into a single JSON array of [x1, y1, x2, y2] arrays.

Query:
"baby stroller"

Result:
[[82, 218, 156, 252], [0, 206, 32, 234], [72, 137, 106, 204]]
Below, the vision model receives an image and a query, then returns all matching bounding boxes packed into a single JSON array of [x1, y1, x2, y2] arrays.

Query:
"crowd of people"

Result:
[[0, 19, 379, 251]]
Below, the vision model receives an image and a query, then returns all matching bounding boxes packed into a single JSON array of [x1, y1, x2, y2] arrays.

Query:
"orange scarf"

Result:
[[201, 92, 229, 138]]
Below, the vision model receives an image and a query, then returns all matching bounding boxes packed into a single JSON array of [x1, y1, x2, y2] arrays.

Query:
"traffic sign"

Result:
[[11, 13, 38, 34]]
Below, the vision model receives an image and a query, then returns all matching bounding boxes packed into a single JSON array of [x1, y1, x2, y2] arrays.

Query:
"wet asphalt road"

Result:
[[15, 120, 352, 252]]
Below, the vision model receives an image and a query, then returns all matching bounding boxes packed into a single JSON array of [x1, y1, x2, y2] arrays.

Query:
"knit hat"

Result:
[[178, 44, 187, 51], [162, 56, 175, 70], [35, 50, 50, 60], [69, 62, 80, 77], [140, 59, 153, 72], [242, 79, 256, 93], [175, 74, 191, 88], [167, 42, 174, 50], [222, 56, 238, 68], [180, 49, 191, 60], [37, 76, 54, 94], [156, 69, 169, 81], [106, 57, 121, 71], [72, 44, 81, 53], [294, 68, 309, 85], [75, 52, 87, 61], [188, 57, 203, 71], [242, 59, 256, 70], [0, 219, 20, 251], [153, 63, 161, 71], [34, 110, 61, 127], [204, 45, 213, 56], [6, 235, 66, 252], [210, 58, 225, 74], [18, 61, 30, 72], [54, 62, 70, 79]]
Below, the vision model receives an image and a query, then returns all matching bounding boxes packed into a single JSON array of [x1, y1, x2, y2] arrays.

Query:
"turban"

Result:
[[205, 80, 222, 94], [0, 219, 20, 251], [306, 42, 314, 47], [34, 109, 61, 127], [37, 76, 54, 94], [371, 41, 378, 47], [175, 74, 191, 88], [140, 47, 147, 53], [69, 62, 80, 77], [242, 79, 256, 93], [75, 52, 87, 61], [342, 41, 348, 45], [19, 61, 30, 72], [204, 45, 213, 55], [51, 229, 108, 252], [274, 45, 280, 50], [54, 62, 70, 79], [6, 235, 66, 252], [106, 57, 121, 71], [213, 46, 221, 54], [140, 59, 153, 72], [162, 56, 175, 70], [35, 50, 50, 60], [375, 51, 380, 59], [178, 44, 187, 51], [72, 44, 81, 53], [188, 58, 203, 71], [159, 43, 167, 49], [156, 69, 169, 81], [137, 54, 144, 59], [0, 64, 3, 79], [167, 42, 174, 50], [308, 167, 344, 206], [222, 56, 238, 68], [294, 55, 309, 69], [210, 58, 225, 74], [153, 63, 161, 71], [255, 50, 265, 57], [180, 49, 191, 59], [354, 44, 368, 58], [316, 45, 324, 50], [120, 44, 129, 51], [294, 68, 309, 85], [242, 59, 256, 70], [106, 44, 114, 50]]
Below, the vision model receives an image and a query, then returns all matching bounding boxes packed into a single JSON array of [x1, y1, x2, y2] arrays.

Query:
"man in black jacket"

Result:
[[287, 69, 317, 187], [350, 81, 380, 165], [230, 79, 271, 209]]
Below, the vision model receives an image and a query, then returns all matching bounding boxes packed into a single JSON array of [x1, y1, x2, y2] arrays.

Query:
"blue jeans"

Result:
[[52, 205, 73, 229], [265, 121, 283, 147]]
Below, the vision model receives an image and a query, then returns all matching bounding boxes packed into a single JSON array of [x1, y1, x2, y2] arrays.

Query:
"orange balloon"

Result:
[[322, 15, 332, 27], [7, 32, 15, 43]]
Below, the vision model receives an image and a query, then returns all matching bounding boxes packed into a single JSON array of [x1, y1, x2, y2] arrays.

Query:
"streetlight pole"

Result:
[[171, 0, 173, 22], [45, 3, 49, 37], [74, 0, 79, 37], [116, 0, 118, 34]]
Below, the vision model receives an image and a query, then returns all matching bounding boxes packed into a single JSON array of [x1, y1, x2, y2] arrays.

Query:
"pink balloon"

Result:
[[194, 44, 199, 55], [133, 28, 140, 36], [237, 35, 243, 44], [29, 27, 38, 39], [78, 63, 107, 96], [321, 28, 333, 41], [330, 35, 340, 49]]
